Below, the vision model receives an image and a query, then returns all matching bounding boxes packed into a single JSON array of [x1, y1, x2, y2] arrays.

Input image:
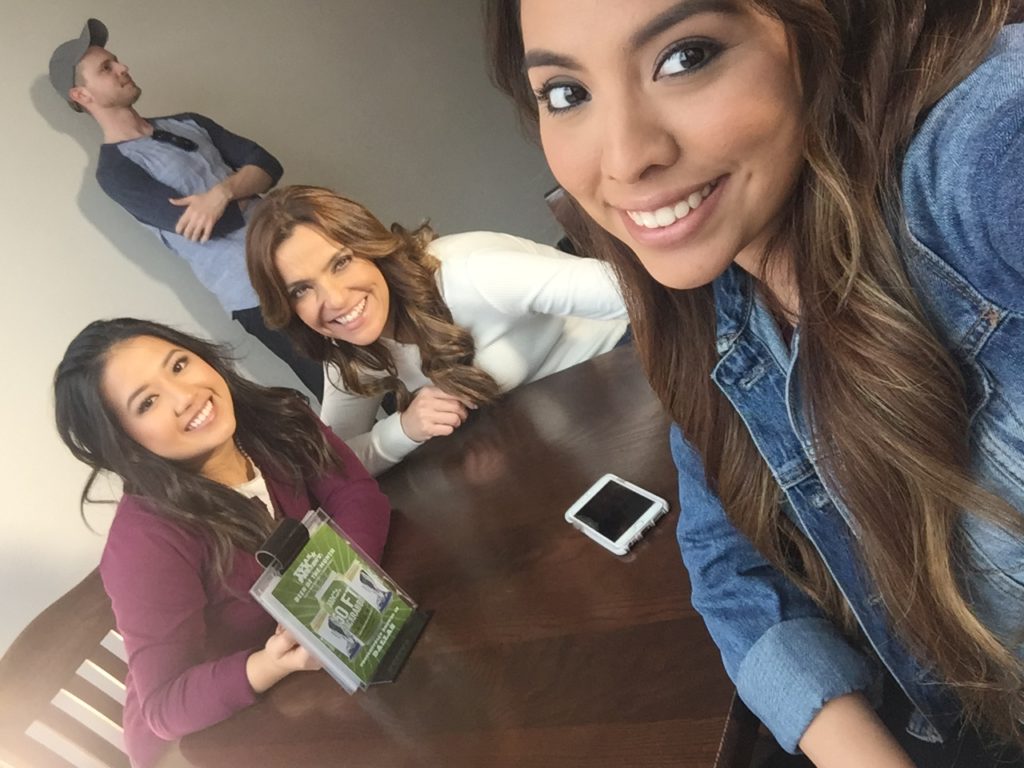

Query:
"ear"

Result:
[[68, 85, 92, 110]]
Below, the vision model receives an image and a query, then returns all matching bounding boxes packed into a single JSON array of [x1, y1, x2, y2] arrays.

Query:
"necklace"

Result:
[[235, 440, 256, 482]]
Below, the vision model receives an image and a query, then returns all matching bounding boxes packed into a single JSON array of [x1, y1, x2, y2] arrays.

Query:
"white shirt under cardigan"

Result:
[[320, 231, 629, 475]]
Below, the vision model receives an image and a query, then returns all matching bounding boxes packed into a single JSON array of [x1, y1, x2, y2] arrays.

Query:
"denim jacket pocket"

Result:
[[901, 231, 1001, 420]]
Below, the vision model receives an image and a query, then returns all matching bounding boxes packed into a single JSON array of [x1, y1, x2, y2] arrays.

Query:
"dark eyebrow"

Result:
[[523, 49, 581, 72], [125, 347, 180, 411], [631, 0, 742, 49], [524, 0, 741, 71], [282, 250, 345, 293]]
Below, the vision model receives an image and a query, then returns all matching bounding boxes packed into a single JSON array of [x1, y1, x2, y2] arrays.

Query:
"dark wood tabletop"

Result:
[[158, 346, 752, 768]]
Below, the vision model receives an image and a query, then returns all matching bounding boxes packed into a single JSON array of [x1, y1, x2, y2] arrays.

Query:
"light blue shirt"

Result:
[[115, 117, 259, 312]]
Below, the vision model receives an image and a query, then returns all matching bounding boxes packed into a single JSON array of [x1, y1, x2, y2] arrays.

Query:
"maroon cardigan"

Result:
[[99, 425, 391, 767]]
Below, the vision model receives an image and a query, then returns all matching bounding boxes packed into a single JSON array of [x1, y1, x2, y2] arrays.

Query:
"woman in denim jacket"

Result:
[[488, 1, 1024, 765]]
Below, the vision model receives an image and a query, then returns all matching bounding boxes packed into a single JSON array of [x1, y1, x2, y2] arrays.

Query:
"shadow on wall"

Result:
[[28, 73, 267, 371]]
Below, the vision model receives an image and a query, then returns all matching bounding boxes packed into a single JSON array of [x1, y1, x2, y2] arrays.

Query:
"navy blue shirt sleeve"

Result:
[[96, 144, 245, 238], [179, 112, 283, 185]]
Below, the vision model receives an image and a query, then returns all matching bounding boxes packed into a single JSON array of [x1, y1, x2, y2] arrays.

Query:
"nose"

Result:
[[600, 92, 680, 184], [320, 282, 349, 316], [167, 379, 195, 418]]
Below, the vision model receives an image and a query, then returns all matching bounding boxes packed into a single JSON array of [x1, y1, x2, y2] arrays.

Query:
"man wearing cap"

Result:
[[49, 18, 323, 399]]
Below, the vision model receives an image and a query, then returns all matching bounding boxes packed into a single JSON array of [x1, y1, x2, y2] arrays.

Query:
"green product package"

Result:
[[270, 522, 413, 684]]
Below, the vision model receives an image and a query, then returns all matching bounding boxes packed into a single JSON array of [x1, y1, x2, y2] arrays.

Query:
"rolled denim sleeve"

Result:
[[672, 425, 876, 752]]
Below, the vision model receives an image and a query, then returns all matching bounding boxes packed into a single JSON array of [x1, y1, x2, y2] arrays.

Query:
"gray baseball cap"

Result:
[[49, 18, 109, 101]]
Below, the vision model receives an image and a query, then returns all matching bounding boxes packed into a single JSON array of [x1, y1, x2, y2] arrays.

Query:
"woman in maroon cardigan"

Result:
[[54, 318, 391, 768]]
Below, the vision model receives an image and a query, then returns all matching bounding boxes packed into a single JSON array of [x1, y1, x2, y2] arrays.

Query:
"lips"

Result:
[[616, 176, 727, 248], [185, 399, 214, 431], [624, 179, 720, 230], [328, 297, 367, 327]]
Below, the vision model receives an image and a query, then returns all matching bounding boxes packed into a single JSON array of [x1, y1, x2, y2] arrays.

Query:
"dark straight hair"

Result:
[[54, 318, 344, 580]]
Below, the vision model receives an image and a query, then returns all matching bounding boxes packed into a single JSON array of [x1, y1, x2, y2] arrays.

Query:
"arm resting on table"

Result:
[[672, 425, 878, 754]]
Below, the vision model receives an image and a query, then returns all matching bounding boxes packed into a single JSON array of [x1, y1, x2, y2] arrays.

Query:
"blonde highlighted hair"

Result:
[[488, 0, 1024, 746]]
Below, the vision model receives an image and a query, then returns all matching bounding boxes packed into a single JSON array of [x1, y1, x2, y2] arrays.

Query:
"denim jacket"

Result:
[[675, 25, 1024, 752]]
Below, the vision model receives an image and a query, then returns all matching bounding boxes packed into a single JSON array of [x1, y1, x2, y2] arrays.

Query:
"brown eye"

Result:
[[537, 82, 590, 114], [655, 41, 719, 80]]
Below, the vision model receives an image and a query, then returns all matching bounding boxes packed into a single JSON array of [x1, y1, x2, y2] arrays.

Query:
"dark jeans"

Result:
[[232, 307, 323, 401]]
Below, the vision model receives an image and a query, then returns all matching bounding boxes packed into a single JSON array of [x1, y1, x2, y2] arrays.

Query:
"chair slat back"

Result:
[[0, 569, 130, 768]]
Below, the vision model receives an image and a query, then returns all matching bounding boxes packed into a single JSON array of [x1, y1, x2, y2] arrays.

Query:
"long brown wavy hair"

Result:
[[246, 185, 500, 410], [54, 318, 347, 583], [489, 0, 1024, 745]]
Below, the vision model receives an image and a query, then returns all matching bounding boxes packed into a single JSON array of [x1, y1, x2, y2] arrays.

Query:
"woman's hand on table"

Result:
[[246, 626, 322, 694], [400, 386, 474, 442]]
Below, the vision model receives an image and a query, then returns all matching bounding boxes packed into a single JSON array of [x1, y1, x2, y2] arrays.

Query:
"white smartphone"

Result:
[[564, 474, 669, 556]]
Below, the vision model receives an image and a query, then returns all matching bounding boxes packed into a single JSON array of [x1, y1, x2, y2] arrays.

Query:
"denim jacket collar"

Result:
[[712, 263, 751, 355]]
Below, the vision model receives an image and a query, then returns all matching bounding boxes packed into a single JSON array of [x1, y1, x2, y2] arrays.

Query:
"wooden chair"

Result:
[[714, 692, 761, 768], [0, 568, 130, 768]]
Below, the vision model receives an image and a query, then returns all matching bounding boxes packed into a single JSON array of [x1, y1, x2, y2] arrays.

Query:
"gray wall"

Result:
[[2, 0, 556, 654]]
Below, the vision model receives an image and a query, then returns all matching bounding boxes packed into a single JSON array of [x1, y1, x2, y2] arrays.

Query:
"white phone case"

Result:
[[564, 473, 668, 556]]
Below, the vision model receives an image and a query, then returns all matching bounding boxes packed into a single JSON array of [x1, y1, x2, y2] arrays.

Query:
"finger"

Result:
[[430, 411, 463, 429], [433, 390, 478, 411], [430, 397, 467, 413], [199, 220, 212, 243], [265, 631, 289, 657], [288, 648, 321, 671], [429, 423, 457, 437], [422, 392, 470, 417], [427, 388, 463, 403], [184, 219, 201, 242], [177, 212, 194, 239], [432, 403, 468, 421], [168, 197, 189, 206]]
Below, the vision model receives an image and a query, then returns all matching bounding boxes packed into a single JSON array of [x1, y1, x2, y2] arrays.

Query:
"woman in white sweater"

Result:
[[247, 185, 628, 474]]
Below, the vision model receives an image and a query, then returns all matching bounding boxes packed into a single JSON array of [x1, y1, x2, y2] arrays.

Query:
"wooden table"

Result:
[[159, 347, 754, 768]]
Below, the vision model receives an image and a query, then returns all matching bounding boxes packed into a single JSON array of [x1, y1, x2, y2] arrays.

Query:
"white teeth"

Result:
[[654, 207, 675, 226], [627, 181, 717, 230], [187, 400, 213, 431], [333, 297, 367, 326]]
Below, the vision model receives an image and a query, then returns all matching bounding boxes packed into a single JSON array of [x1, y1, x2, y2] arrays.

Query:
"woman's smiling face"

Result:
[[520, 0, 806, 289], [101, 335, 237, 468], [273, 224, 392, 347]]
